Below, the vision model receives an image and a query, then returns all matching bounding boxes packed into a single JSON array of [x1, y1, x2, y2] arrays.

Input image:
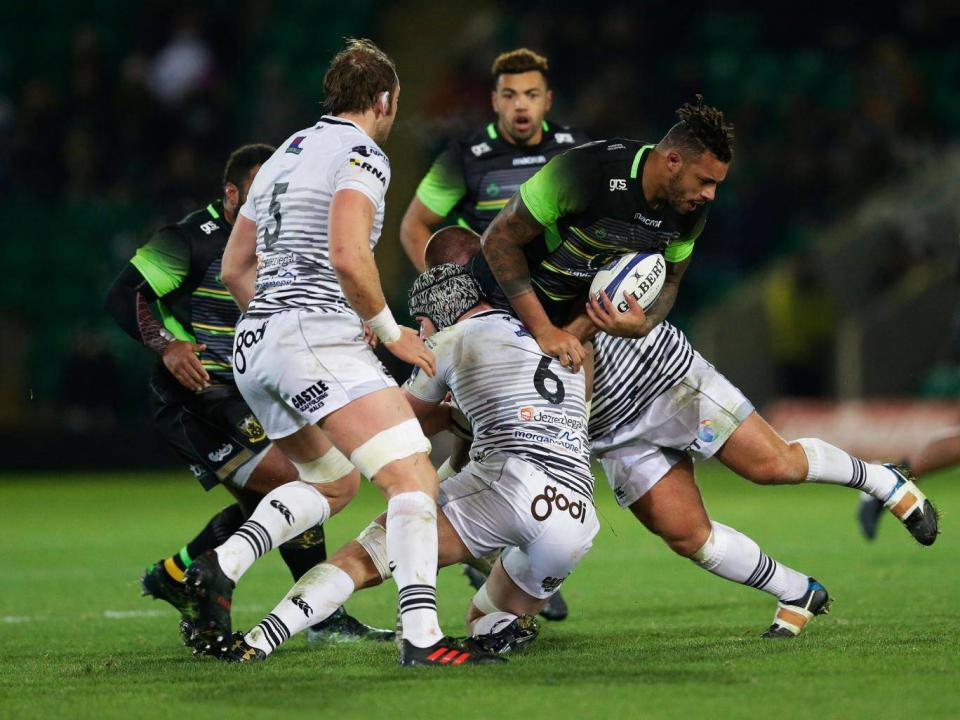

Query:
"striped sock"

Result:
[[215, 481, 330, 583], [692, 522, 809, 602], [245, 563, 355, 656], [388, 491, 443, 648], [797, 438, 898, 500]]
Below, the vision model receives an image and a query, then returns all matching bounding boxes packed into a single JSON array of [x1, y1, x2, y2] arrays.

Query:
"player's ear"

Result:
[[544, 88, 553, 112], [224, 182, 239, 209], [666, 149, 683, 174], [376, 90, 390, 116]]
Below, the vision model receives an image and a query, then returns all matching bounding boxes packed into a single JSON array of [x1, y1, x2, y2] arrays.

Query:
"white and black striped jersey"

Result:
[[238, 116, 390, 319], [589, 322, 694, 443], [404, 310, 594, 501]]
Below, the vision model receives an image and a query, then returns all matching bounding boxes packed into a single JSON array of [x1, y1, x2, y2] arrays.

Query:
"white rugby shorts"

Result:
[[593, 351, 754, 508], [233, 310, 396, 439], [438, 456, 599, 599]]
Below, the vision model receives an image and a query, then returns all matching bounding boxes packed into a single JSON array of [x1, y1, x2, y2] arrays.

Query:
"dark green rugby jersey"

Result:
[[130, 201, 238, 382], [415, 120, 590, 233], [517, 139, 708, 305]]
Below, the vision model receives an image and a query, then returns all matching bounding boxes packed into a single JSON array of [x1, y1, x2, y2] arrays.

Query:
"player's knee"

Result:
[[331, 535, 386, 590], [351, 419, 432, 490], [660, 523, 711, 557]]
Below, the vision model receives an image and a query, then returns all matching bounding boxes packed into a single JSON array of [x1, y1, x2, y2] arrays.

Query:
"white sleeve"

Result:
[[403, 333, 452, 402], [238, 195, 257, 221], [331, 143, 391, 206]]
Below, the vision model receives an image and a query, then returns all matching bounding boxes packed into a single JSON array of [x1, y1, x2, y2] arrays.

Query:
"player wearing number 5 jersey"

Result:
[[216, 264, 597, 664], [185, 39, 498, 666]]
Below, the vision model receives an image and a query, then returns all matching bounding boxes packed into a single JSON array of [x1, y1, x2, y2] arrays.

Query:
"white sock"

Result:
[[797, 438, 898, 500], [245, 563, 355, 656], [692, 522, 810, 602], [215, 481, 331, 582], [388, 491, 443, 648]]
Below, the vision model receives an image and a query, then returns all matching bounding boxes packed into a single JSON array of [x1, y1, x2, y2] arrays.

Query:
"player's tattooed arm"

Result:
[[637, 257, 691, 334], [105, 264, 169, 352], [135, 292, 172, 354], [481, 194, 542, 296]]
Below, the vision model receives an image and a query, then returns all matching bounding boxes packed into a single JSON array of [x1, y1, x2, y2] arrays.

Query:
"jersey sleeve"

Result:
[[331, 143, 391, 207], [403, 332, 454, 402], [664, 206, 709, 263], [414, 145, 466, 217], [519, 148, 598, 227], [129, 227, 190, 298]]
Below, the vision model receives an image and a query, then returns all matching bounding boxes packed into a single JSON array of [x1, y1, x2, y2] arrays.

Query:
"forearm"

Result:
[[636, 280, 679, 335], [221, 215, 258, 312], [104, 265, 170, 354], [399, 207, 434, 272], [223, 264, 256, 312], [333, 246, 389, 320], [563, 310, 598, 343]]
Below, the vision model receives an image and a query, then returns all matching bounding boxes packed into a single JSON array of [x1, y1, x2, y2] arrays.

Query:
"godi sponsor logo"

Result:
[[698, 419, 717, 443], [530, 484, 587, 524], [291, 381, 329, 413], [517, 406, 585, 430], [233, 322, 267, 374]]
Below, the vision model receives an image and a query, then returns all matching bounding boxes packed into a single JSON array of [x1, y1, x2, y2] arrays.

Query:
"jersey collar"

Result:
[[318, 115, 363, 131]]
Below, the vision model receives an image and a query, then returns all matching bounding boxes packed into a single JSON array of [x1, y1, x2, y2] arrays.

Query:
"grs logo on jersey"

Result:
[[351, 144, 389, 163], [609, 178, 627, 191], [471, 142, 492, 157], [200, 220, 219, 235], [286, 135, 306, 154], [555, 133, 575, 144], [348, 157, 387, 185], [512, 155, 547, 167]]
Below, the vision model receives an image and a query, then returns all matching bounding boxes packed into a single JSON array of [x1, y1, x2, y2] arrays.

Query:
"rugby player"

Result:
[[474, 90, 942, 631], [213, 259, 596, 664], [184, 39, 497, 666], [105, 144, 385, 643], [400, 48, 589, 272], [401, 47, 588, 620]]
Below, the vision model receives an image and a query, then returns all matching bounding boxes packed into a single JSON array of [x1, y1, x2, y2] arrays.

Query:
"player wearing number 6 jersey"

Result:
[[215, 263, 597, 664], [185, 39, 496, 666]]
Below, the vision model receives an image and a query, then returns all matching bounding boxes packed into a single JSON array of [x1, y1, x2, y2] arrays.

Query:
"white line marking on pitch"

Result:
[[3, 606, 262, 624]]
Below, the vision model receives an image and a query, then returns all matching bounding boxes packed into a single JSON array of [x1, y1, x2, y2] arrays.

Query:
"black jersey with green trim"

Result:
[[130, 201, 238, 382], [516, 139, 709, 311], [415, 121, 589, 234]]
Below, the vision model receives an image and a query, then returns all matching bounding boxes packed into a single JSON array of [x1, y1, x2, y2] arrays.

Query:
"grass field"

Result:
[[1, 464, 958, 719]]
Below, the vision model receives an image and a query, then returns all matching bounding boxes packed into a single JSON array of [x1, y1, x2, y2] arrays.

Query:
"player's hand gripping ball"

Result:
[[589, 252, 666, 313]]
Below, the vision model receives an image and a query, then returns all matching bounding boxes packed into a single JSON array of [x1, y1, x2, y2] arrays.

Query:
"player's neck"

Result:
[[222, 201, 237, 226], [458, 303, 493, 322], [641, 149, 668, 209], [333, 111, 378, 141]]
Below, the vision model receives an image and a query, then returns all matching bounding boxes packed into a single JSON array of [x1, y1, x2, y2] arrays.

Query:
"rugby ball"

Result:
[[589, 252, 666, 313]]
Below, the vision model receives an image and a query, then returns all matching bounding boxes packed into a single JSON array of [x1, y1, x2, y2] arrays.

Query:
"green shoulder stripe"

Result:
[[416, 149, 467, 217], [130, 230, 190, 298]]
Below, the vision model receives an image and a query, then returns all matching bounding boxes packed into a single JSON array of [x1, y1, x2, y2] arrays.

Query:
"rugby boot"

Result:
[[463, 564, 487, 590], [204, 631, 267, 663], [882, 464, 939, 546], [857, 492, 885, 540], [140, 561, 194, 620], [473, 614, 539, 655], [183, 550, 235, 648], [305, 606, 395, 643], [539, 590, 569, 621], [762, 578, 831, 638], [399, 636, 507, 666]]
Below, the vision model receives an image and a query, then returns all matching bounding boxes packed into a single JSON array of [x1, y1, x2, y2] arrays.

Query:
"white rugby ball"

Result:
[[589, 252, 666, 313]]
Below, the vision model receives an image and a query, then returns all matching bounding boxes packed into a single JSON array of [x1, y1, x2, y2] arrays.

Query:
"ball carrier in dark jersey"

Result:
[[105, 145, 390, 644], [400, 48, 589, 271], [475, 96, 731, 370], [402, 49, 587, 621]]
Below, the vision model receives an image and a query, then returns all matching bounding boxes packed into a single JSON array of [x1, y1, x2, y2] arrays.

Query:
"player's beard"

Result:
[[666, 173, 691, 214]]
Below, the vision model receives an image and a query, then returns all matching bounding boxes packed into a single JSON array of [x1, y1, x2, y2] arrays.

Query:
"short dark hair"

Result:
[[491, 48, 549, 86], [223, 143, 274, 188], [660, 94, 734, 163], [424, 226, 481, 268], [322, 38, 398, 115]]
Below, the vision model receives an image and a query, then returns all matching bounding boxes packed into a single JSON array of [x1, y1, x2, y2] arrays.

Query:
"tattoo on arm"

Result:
[[136, 292, 171, 355], [481, 194, 544, 298], [641, 257, 690, 333]]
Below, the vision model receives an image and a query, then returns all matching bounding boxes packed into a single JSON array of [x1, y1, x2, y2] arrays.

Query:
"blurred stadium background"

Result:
[[2, 0, 960, 470]]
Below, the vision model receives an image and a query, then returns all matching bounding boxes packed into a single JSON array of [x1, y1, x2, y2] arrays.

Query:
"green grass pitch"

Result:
[[1, 464, 958, 719]]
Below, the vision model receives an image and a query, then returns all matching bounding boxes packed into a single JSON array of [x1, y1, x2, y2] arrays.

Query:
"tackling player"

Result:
[[213, 259, 596, 664], [185, 39, 498, 666], [104, 144, 386, 643], [401, 47, 588, 621]]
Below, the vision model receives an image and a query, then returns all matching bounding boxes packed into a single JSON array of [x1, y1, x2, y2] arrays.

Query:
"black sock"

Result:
[[184, 503, 248, 563], [278, 523, 327, 580]]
